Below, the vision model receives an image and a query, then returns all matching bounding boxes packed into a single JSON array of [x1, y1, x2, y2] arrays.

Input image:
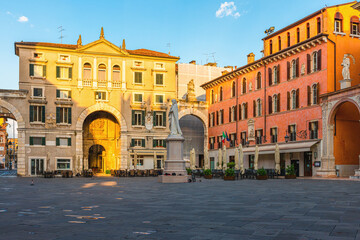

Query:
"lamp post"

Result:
[[284, 130, 290, 143]]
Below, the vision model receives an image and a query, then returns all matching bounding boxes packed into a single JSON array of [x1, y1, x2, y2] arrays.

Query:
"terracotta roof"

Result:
[[127, 48, 179, 59], [15, 42, 78, 49]]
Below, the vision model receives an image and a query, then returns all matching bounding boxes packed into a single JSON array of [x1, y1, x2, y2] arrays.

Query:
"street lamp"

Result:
[[284, 130, 290, 143]]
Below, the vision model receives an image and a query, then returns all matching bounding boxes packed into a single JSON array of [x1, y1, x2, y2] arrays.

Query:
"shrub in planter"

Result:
[[224, 168, 235, 180], [227, 162, 235, 169], [203, 169, 212, 179], [186, 168, 192, 175], [285, 164, 296, 179], [256, 167, 268, 180]]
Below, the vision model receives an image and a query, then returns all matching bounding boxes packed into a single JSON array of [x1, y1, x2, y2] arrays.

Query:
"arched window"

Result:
[[317, 17, 321, 34], [83, 63, 92, 80], [278, 36, 281, 51], [273, 66, 278, 84], [270, 40, 273, 54], [312, 84, 318, 105], [306, 23, 310, 39], [219, 86, 223, 101], [296, 28, 300, 43], [112, 65, 120, 82], [287, 32, 291, 47], [273, 94, 278, 113], [242, 78, 247, 94], [291, 60, 297, 79], [335, 12, 343, 32], [351, 16, 360, 35], [0, 136, 3, 143], [210, 90, 214, 104], [231, 81, 236, 98], [256, 72, 261, 90], [312, 52, 318, 72], [98, 64, 106, 81], [291, 90, 297, 110], [257, 99, 262, 117]]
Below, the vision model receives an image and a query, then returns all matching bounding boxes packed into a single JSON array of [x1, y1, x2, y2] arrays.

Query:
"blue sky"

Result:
[[0, 0, 351, 90]]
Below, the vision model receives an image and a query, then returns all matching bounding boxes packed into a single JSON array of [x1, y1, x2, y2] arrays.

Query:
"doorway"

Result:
[[291, 159, 300, 177], [89, 145, 105, 173], [30, 158, 44, 176], [198, 154, 204, 168], [304, 152, 313, 176]]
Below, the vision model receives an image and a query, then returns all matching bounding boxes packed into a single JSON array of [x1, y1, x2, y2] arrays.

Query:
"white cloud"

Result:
[[6, 11, 12, 15], [17, 16, 28, 22], [216, 2, 241, 19]]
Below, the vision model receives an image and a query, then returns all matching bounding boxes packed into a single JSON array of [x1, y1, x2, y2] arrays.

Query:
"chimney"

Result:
[[204, 62, 217, 67], [247, 53, 255, 64], [224, 66, 234, 72], [189, 60, 196, 65], [222, 70, 228, 75]]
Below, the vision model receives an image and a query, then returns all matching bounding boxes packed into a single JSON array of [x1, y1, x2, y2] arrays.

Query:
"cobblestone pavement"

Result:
[[0, 177, 359, 240]]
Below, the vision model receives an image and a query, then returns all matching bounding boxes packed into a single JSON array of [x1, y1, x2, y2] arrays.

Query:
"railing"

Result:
[[83, 79, 92, 87], [112, 81, 121, 88], [98, 80, 107, 88]]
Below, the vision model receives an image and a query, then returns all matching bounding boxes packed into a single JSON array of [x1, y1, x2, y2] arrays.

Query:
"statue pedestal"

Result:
[[340, 79, 352, 89], [158, 135, 189, 183]]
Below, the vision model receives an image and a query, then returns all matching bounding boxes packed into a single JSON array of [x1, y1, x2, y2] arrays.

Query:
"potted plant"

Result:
[[227, 162, 235, 169], [186, 168, 192, 176], [203, 169, 212, 179], [285, 164, 296, 179], [256, 167, 268, 180], [224, 168, 235, 180]]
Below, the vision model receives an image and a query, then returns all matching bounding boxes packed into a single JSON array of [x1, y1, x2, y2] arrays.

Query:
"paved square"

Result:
[[0, 177, 359, 240]]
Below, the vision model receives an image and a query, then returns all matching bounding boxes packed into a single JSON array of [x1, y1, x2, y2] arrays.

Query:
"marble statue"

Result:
[[169, 99, 183, 136], [342, 56, 351, 80], [186, 79, 197, 102]]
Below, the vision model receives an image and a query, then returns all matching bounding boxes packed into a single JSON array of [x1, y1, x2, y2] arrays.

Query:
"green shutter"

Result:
[[41, 106, 45, 123], [68, 108, 72, 124], [141, 139, 145, 147], [68, 90, 71, 99], [163, 140, 166, 148], [56, 138, 60, 146], [56, 107, 60, 123], [43, 65, 46, 77], [56, 89, 60, 98], [68, 67, 72, 79], [29, 64, 34, 76], [163, 112, 166, 127], [142, 111, 145, 126], [131, 110, 135, 125], [30, 137, 34, 146], [68, 137, 71, 146], [153, 139, 156, 147], [56, 66, 60, 78], [131, 139, 135, 147], [41, 137, 46, 146], [29, 106, 34, 122], [153, 111, 156, 126]]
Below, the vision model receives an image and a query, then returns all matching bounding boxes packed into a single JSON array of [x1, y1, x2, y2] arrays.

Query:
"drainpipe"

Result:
[[263, 61, 267, 143], [327, 37, 337, 91], [236, 76, 239, 145]]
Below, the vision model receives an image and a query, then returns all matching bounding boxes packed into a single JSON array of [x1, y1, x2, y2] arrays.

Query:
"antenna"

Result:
[[58, 26, 65, 44], [166, 43, 171, 54], [203, 52, 217, 64], [265, 26, 275, 35]]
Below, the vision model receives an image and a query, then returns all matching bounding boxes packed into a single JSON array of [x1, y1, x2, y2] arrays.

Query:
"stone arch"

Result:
[[328, 98, 360, 125], [0, 99, 26, 175]]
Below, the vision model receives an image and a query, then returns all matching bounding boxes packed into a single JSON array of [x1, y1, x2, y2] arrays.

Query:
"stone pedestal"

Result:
[[340, 79, 352, 89], [158, 135, 189, 183], [317, 156, 337, 178]]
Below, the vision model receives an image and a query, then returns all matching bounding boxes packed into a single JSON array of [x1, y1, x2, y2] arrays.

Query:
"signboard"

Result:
[[314, 161, 321, 167], [0, 147, 4, 151]]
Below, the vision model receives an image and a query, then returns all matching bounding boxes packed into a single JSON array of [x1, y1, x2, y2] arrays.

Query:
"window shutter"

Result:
[[131, 139, 135, 147], [41, 106, 45, 123], [132, 110, 136, 125], [142, 111, 145, 126], [317, 50, 322, 70], [56, 138, 60, 146], [287, 62, 290, 80], [43, 65, 46, 78], [29, 106, 34, 122], [30, 137, 33, 146], [277, 93, 281, 112], [68, 137, 71, 146], [56, 107, 60, 123], [208, 114, 210, 127], [245, 103, 248, 119], [141, 139, 145, 147], [317, 83, 320, 104], [307, 86, 311, 106], [234, 106, 237, 121], [228, 107, 231, 122], [296, 58, 300, 78], [163, 141, 166, 148], [56, 66, 60, 78], [153, 139, 156, 148], [307, 54, 311, 74], [287, 92, 290, 110], [309, 122, 312, 131], [268, 68, 272, 86], [68, 91, 71, 99], [68, 108, 72, 124], [296, 89, 300, 109], [216, 111, 219, 125], [56, 89, 60, 98], [253, 100, 256, 117], [277, 64, 280, 83], [42, 137, 46, 146], [68, 67, 72, 79], [268, 96, 273, 114], [238, 105, 242, 120], [153, 111, 156, 126], [162, 112, 166, 127], [29, 64, 34, 76]]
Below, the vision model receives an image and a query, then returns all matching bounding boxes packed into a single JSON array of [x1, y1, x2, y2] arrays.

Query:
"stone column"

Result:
[[318, 124, 336, 177]]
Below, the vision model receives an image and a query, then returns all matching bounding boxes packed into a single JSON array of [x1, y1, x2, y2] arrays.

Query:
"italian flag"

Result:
[[222, 132, 226, 143]]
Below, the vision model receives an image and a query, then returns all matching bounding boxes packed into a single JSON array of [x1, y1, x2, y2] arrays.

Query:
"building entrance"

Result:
[[304, 152, 313, 176], [89, 145, 105, 173], [291, 160, 300, 177]]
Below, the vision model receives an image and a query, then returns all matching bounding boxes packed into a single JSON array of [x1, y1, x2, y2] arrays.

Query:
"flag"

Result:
[[222, 132, 226, 143], [225, 131, 230, 142]]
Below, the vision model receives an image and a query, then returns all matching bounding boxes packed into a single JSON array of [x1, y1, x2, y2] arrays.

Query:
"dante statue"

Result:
[[169, 99, 183, 136], [342, 56, 351, 80]]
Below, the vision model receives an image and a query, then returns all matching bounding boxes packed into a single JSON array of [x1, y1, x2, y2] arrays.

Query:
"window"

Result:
[[296, 28, 300, 43], [219, 109, 224, 124], [291, 90, 297, 110], [209, 137, 215, 150], [270, 94, 280, 114], [219, 87, 223, 101], [59, 55, 70, 62], [217, 136, 223, 149], [287, 32, 291, 47], [132, 110, 145, 126], [156, 155, 164, 169], [56, 66, 72, 79], [229, 106, 237, 122], [307, 23, 310, 39], [287, 90, 299, 110], [95, 91, 107, 101], [351, 16, 360, 35], [56, 137, 71, 146], [334, 12, 343, 33], [288, 125, 296, 141], [309, 121, 318, 139], [241, 132, 247, 146], [308, 83, 319, 106], [29, 64, 46, 78], [133, 93, 143, 104], [98, 64, 106, 81], [307, 50, 321, 73], [278, 36, 281, 51], [134, 72, 143, 84], [312, 52, 318, 72], [29, 105, 45, 123], [155, 62, 164, 69], [256, 72, 261, 90], [210, 90, 214, 104], [155, 73, 164, 86], [155, 94, 164, 104], [273, 65, 279, 85], [231, 81, 236, 97], [242, 103, 248, 120], [271, 127, 278, 143], [317, 17, 321, 34], [57, 159, 71, 170], [56, 89, 71, 99], [154, 111, 166, 127], [291, 60, 297, 79], [270, 40, 273, 54], [132, 155, 144, 166], [83, 63, 92, 80], [132, 139, 145, 147], [134, 61, 144, 68], [230, 133, 236, 147], [256, 129, 263, 145], [56, 107, 71, 124], [153, 139, 166, 148], [112, 65, 120, 82], [30, 158, 44, 176], [210, 112, 215, 127], [33, 88, 43, 98], [242, 78, 246, 94], [29, 136, 45, 146], [255, 99, 262, 117]]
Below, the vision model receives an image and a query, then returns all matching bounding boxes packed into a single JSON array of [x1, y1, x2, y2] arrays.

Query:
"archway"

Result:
[[83, 111, 120, 173], [329, 100, 360, 177], [179, 115, 205, 168]]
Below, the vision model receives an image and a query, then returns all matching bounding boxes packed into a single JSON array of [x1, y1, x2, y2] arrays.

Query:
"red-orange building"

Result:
[[201, 1, 360, 177]]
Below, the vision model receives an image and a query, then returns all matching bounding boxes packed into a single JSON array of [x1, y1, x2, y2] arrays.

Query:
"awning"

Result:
[[243, 140, 319, 155]]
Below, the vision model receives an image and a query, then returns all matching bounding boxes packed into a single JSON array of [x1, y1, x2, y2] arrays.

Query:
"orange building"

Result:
[[201, 1, 360, 177]]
